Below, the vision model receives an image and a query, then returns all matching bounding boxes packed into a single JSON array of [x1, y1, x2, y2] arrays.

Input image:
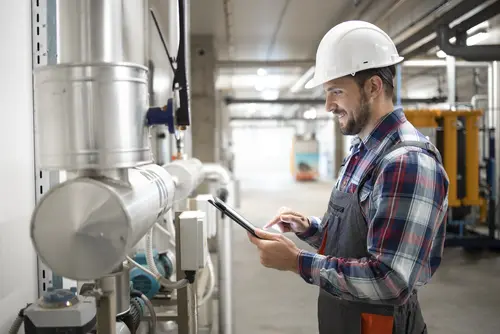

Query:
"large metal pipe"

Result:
[[56, 0, 149, 65], [35, 0, 151, 171], [30, 159, 203, 280]]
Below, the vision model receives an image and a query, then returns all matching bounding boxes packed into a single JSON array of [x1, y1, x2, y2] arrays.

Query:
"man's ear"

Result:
[[365, 75, 384, 99]]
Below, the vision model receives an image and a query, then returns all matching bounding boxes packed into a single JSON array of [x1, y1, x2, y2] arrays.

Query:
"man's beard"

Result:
[[338, 93, 370, 136]]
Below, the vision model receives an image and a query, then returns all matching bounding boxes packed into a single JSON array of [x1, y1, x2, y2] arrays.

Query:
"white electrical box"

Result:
[[194, 194, 217, 238], [179, 211, 208, 271]]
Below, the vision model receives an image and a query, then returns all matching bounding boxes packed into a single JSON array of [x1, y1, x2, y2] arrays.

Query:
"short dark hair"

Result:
[[351, 65, 396, 98]]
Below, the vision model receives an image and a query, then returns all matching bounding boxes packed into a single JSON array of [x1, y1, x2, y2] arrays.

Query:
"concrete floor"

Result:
[[231, 178, 500, 334]]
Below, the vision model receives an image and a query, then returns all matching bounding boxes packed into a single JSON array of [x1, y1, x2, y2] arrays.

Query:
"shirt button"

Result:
[[309, 278, 313, 283]]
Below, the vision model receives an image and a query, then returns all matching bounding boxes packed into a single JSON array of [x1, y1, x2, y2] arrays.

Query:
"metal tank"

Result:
[[34, 0, 151, 171]]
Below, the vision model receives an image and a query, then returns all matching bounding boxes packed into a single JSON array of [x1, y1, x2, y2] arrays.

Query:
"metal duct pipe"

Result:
[[35, 0, 151, 172], [57, 0, 148, 65], [437, 24, 500, 62], [30, 158, 203, 280]]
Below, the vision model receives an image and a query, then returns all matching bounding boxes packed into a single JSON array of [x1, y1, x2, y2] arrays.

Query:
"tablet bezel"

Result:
[[207, 197, 263, 239]]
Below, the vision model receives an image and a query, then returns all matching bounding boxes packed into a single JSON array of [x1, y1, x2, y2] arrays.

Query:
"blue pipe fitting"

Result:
[[145, 98, 175, 134]]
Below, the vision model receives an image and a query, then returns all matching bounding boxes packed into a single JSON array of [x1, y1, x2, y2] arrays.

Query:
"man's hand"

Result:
[[263, 207, 311, 233], [247, 229, 301, 273]]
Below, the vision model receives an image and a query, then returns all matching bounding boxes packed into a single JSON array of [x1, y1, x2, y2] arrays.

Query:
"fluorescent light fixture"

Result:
[[290, 66, 316, 93], [303, 108, 317, 119], [261, 89, 279, 100], [436, 50, 447, 58], [254, 83, 265, 91], [466, 31, 488, 45], [257, 68, 267, 76]]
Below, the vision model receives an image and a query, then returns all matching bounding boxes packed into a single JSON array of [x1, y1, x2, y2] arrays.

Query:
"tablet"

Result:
[[207, 197, 264, 239]]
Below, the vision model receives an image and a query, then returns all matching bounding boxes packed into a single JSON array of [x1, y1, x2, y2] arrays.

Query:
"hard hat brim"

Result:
[[303, 56, 405, 90]]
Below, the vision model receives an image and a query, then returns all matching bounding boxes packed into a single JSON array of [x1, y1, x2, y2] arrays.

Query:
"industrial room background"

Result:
[[2, 0, 500, 333]]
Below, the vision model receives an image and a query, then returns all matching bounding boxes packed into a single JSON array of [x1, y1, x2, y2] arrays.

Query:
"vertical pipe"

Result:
[[395, 64, 402, 107], [463, 114, 480, 205], [443, 115, 460, 207], [446, 56, 456, 110], [95, 277, 118, 334], [494, 61, 500, 232], [217, 214, 234, 334]]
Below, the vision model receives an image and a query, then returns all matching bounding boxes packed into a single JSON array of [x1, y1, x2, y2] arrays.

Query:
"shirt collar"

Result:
[[357, 107, 406, 151]]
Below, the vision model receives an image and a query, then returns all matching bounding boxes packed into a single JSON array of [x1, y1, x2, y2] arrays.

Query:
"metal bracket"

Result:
[[32, 0, 61, 297]]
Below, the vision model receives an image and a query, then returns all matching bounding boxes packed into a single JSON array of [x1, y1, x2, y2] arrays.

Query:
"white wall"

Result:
[[232, 126, 295, 190], [0, 1, 38, 333]]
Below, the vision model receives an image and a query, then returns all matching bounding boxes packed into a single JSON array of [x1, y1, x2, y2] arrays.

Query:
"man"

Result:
[[247, 20, 449, 334]]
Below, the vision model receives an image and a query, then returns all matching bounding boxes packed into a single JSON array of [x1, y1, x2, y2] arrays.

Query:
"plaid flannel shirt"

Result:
[[296, 107, 449, 305]]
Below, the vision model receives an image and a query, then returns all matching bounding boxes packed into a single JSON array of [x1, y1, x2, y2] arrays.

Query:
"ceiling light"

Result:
[[466, 32, 488, 46], [436, 50, 447, 58], [255, 83, 265, 91], [303, 108, 317, 120], [261, 89, 279, 100], [257, 68, 267, 76]]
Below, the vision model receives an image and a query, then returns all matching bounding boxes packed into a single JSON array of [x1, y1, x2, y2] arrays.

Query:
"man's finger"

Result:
[[254, 228, 281, 240], [263, 214, 281, 229], [279, 214, 303, 224]]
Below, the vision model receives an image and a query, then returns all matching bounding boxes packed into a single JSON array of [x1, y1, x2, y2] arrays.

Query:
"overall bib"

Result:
[[317, 141, 441, 334]]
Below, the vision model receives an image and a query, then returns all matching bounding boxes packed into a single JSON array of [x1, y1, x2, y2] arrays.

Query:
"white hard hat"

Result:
[[305, 20, 404, 89]]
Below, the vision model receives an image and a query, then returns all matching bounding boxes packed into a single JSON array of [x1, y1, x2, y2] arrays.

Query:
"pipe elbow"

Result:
[[202, 163, 232, 185]]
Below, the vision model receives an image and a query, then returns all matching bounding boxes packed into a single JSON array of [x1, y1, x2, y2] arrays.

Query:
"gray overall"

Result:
[[318, 141, 441, 334]]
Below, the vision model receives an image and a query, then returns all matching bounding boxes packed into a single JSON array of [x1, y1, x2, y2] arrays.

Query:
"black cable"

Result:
[[150, 9, 176, 73], [172, 0, 191, 127]]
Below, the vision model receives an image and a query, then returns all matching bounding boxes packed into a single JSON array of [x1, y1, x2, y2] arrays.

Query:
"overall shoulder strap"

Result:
[[357, 140, 443, 197]]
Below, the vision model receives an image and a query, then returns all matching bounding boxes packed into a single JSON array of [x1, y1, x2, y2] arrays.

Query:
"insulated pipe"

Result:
[[36, 0, 152, 171], [202, 163, 232, 185], [30, 159, 203, 280], [437, 24, 500, 62]]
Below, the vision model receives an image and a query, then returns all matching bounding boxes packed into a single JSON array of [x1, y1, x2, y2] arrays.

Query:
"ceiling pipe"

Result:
[[224, 96, 447, 105], [216, 59, 314, 69], [437, 24, 500, 61], [399, 0, 499, 58]]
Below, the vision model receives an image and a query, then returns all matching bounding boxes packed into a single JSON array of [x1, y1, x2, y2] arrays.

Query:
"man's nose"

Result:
[[325, 100, 337, 113]]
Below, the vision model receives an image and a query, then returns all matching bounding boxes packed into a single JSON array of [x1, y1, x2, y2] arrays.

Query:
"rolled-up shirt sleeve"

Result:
[[295, 216, 324, 249]]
